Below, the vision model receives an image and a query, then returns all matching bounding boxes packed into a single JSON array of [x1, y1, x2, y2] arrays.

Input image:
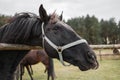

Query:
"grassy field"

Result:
[[22, 59, 120, 80]]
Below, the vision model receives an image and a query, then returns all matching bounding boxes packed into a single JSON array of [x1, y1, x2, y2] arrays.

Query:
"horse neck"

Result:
[[0, 18, 43, 46]]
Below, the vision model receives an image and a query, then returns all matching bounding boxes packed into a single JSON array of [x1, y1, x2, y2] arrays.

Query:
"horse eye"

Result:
[[53, 26, 59, 30]]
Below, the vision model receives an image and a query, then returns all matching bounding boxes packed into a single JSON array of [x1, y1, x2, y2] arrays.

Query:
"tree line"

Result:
[[67, 15, 120, 44], [0, 14, 11, 27], [0, 14, 120, 44]]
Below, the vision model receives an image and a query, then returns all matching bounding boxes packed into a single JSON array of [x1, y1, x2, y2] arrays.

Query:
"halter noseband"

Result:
[[42, 23, 88, 66]]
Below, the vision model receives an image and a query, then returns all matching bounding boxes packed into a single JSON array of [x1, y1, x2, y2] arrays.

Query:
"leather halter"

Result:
[[42, 22, 88, 66]]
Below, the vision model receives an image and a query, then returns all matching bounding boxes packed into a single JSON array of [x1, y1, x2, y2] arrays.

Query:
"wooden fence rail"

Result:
[[0, 43, 42, 50], [90, 44, 120, 49], [0, 43, 120, 50]]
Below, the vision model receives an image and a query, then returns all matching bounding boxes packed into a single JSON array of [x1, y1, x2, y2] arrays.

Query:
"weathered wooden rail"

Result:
[[0, 43, 120, 60], [0, 43, 120, 50], [0, 43, 42, 50], [91, 44, 120, 49]]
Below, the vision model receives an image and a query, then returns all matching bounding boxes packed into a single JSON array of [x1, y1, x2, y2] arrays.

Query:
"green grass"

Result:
[[22, 59, 120, 80]]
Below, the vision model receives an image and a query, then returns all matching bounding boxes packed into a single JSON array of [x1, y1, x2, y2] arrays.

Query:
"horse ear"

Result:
[[59, 11, 63, 21], [39, 4, 48, 22]]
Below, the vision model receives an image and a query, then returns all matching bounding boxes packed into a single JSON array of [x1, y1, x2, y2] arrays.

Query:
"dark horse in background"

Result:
[[20, 49, 55, 80], [0, 4, 99, 80]]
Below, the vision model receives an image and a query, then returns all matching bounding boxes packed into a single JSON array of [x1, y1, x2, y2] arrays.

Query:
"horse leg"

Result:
[[26, 65, 33, 80], [42, 62, 50, 80], [17, 64, 21, 80], [14, 64, 20, 80], [42, 58, 55, 80], [29, 65, 33, 75], [44, 67, 49, 80], [20, 64, 24, 80]]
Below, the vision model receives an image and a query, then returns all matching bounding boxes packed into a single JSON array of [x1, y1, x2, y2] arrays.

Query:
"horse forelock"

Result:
[[49, 13, 60, 24]]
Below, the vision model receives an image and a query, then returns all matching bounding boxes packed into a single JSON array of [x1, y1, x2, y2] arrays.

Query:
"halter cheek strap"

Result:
[[42, 23, 88, 66]]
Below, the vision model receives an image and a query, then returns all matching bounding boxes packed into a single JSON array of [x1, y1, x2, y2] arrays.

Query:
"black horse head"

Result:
[[0, 4, 98, 71], [39, 5, 99, 71]]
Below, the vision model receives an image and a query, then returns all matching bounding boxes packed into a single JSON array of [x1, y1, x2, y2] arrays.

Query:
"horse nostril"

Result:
[[86, 52, 97, 64], [88, 52, 96, 59], [88, 52, 93, 58]]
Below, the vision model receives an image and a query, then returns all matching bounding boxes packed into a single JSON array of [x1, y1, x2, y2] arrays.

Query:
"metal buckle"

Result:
[[42, 34, 45, 38], [57, 46, 62, 52]]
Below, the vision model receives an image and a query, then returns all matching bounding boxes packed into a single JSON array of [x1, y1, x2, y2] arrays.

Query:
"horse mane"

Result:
[[0, 12, 41, 44], [9, 12, 39, 23]]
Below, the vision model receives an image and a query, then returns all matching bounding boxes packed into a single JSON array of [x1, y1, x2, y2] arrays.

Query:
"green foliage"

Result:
[[0, 14, 11, 27], [67, 15, 120, 44]]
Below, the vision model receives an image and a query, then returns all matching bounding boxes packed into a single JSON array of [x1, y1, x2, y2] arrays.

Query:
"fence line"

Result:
[[90, 44, 120, 49], [0, 43, 120, 50], [0, 43, 42, 50]]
